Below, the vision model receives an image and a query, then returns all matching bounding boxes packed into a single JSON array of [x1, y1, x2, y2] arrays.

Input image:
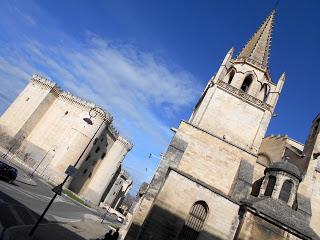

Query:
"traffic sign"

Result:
[[65, 165, 77, 177]]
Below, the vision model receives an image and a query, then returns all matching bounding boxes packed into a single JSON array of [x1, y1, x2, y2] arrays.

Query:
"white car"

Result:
[[117, 216, 124, 223]]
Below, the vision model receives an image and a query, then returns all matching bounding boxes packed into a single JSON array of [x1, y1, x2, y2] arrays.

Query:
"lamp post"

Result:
[[29, 107, 108, 236]]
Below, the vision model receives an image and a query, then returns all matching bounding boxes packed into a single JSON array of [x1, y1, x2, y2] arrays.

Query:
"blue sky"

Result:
[[0, 0, 319, 193]]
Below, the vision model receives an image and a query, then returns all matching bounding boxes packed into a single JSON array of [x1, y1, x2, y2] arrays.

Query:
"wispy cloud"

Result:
[[0, 1, 202, 192]]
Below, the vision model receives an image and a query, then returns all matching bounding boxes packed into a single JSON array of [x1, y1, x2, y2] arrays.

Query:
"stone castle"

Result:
[[125, 10, 320, 240], [0, 74, 133, 206]]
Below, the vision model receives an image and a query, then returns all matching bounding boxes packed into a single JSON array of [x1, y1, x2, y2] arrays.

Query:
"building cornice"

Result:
[[31, 74, 113, 123], [216, 80, 273, 112], [181, 120, 258, 158], [108, 124, 119, 139]]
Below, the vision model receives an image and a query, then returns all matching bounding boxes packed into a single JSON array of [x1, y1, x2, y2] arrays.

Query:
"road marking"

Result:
[[8, 205, 25, 225], [0, 182, 76, 205]]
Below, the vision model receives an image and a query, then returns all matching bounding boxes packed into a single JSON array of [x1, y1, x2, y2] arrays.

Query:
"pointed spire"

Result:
[[237, 10, 276, 70]]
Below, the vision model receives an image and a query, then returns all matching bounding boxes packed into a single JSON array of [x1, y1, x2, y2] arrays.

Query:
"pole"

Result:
[[28, 107, 107, 236], [28, 193, 58, 236]]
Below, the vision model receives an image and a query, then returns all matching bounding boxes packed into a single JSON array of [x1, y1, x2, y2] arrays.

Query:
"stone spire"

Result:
[[236, 10, 276, 71]]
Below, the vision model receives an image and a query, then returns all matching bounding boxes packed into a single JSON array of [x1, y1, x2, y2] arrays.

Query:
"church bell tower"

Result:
[[190, 10, 285, 154]]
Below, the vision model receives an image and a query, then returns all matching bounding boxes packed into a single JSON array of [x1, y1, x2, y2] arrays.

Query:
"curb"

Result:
[[49, 215, 81, 223], [15, 178, 37, 187]]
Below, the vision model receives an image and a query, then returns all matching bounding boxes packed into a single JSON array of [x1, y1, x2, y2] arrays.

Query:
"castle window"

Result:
[[264, 175, 276, 196], [85, 155, 90, 161], [83, 169, 87, 174], [101, 152, 106, 159], [228, 69, 235, 84], [279, 180, 293, 203], [101, 137, 104, 142], [25, 97, 30, 102], [88, 172, 92, 178], [95, 146, 100, 153], [178, 201, 208, 240], [93, 138, 98, 145], [64, 111, 68, 115], [241, 75, 253, 93]]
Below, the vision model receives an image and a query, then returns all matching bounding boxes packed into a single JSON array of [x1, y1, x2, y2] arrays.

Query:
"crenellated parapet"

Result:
[[108, 124, 119, 139], [31, 74, 57, 89], [31, 74, 113, 123], [117, 135, 133, 151]]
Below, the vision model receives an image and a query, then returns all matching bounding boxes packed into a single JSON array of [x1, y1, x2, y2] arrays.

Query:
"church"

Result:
[[125, 9, 320, 240]]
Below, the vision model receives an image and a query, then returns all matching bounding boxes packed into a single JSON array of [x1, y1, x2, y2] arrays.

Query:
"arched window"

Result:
[[228, 69, 235, 84], [279, 180, 293, 203], [178, 201, 208, 240], [251, 177, 264, 197], [264, 175, 276, 197], [241, 75, 253, 93]]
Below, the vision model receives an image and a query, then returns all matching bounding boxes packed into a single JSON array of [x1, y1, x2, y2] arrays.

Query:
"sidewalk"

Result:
[[0, 152, 36, 186], [2, 219, 112, 240], [15, 170, 37, 186]]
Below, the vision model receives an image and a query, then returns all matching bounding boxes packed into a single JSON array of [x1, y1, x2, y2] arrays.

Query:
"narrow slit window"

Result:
[[95, 146, 100, 153], [264, 175, 276, 197], [228, 70, 235, 84], [279, 180, 293, 203]]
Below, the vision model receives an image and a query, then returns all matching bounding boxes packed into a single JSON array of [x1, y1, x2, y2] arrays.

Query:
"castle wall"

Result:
[[66, 127, 117, 193], [23, 94, 108, 183], [135, 169, 240, 240]]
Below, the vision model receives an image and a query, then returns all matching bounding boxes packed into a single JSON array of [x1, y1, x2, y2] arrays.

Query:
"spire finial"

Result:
[[236, 10, 276, 71]]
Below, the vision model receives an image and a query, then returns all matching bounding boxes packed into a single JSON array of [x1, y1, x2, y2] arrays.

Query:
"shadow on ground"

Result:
[[0, 186, 86, 240]]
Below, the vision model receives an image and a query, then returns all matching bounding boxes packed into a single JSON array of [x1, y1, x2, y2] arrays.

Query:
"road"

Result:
[[0, 164, 120, 232]]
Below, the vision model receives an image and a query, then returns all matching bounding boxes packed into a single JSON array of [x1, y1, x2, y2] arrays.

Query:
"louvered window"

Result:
[[178, 201, 208, 240]]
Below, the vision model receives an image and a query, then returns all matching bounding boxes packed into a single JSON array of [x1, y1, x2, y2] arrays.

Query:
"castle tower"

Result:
[[190, 10, 284, 154], [80, 135, 133, 205], [0, 75, 58, 150], [125, 10, 288, 240]]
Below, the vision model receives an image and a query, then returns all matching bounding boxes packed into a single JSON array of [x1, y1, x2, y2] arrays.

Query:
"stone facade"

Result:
[[103, 170, 133, 209], [0, 74, 133, 205], [125, 10, 320, 240]]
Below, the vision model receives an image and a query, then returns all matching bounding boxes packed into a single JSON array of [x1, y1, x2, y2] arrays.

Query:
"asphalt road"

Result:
[[0, 165, 120, 230]]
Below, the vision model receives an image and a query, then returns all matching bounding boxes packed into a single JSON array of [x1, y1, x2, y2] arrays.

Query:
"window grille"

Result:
[[178, 201, 208, 240]]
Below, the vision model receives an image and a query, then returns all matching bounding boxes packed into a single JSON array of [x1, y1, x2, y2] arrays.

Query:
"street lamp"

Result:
[[29, 107, 108, 236]]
